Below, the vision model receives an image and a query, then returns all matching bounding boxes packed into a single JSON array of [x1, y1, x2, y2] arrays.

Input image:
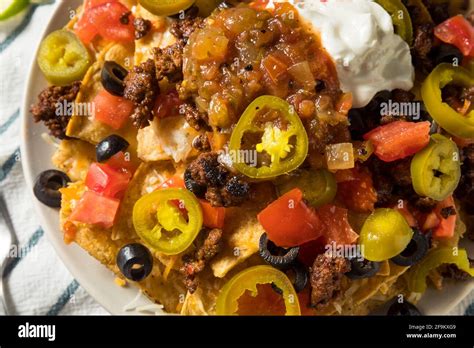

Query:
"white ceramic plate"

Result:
[[21, 0, 474, 315]]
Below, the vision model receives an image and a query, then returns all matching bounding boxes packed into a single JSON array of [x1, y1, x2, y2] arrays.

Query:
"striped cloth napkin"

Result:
[[0, 0, 107, 315], [0, 0, 472, 316]]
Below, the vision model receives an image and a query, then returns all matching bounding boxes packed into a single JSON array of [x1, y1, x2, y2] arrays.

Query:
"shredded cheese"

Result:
[[163, 255, 178, 282], [114, 277, 127, 287]]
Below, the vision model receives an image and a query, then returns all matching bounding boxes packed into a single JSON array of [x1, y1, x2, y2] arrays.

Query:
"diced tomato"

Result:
[[250, 0, 271, 11], [157, 175, 225, 228], [93, 90, 134, 130], [435, 15, 474, 57], [237, 283, 286, 315], [75, 1, 134, 44], [317, 205, 359, 246], [433, 196, 457, 239], [336, 92, 353, 115], [106, 151, 136, 175], [262, 53, 289, 83], [159, 175, 186, 189], [434, 216, 456, 239], [297, 237, 326, 268], [336, 167, 377, 213], [257, 188, 322, 247], [153, 90, 184, 119], [85, 0, 117, 9], [200, 200, 226, 229], [155, 175, 187, 214], [85, 163, 131, 199], [363, 121, 431, 162], [296, 206, 358, 269], [297, 286, 317, 316], [70, 191, 120, 229], [394, 201, 418, 228], [422, 211, 441, 231], [75, 15, 99, 44]]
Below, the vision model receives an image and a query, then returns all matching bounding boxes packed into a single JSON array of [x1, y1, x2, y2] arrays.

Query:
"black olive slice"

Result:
[[184, 168, 206, 198], [387, 300, 422, 316], [431, 44, 463, 67], [287, 261, 308, 293], [96, 134, 130, 163], [33, 170, 71, 208], [346, 258, 381, 280], [391, 229, 429, 267], [116, 243, 153, 282], [101, 61, 128, 97], [259, 233, 299, 270]]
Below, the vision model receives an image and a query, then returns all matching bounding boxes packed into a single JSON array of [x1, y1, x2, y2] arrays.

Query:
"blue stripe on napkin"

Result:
[[0, 147, 20, 182], [0, 5, 39, 54], [2, 227, 44, 279], [46, 280, 79, 316], [0, 109, 19, 135]]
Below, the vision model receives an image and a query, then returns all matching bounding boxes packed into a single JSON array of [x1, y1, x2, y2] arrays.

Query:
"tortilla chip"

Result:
[[180, 268, 224, 315], [60, 179, 191, 313], [343, 277, 409, 315], [314, 261, 409, 316], [180, 290, 208, 315], [211, 183, 276, 278], [352, 263, 409, 306], [437, 203, 465, 248], [133, 5, 176, 64], [137, 117, 199, 163], [66, 42, 138, 153], [376, 260, 391, 277], [53, 0, 432, 315], [52, 139, 96, 181], [112, 161, 176, 241], [60, 181, 122, 268]]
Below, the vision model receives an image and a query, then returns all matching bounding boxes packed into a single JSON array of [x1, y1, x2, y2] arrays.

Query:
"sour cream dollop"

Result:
[[292, 0, 414, 108]]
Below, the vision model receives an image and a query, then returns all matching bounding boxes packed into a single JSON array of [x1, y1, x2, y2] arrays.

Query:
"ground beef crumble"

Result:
[[368, 157, 437, 212], [153, 42, 184, 83], [30, 81, 81, 139], [170, 7, 204, 43], [123, 13, 203, 128], [181, 102, 210, 131], [123, 59, 159, 129], [185, 152, 250, 207], [180, 228, 223, 293], [192, 134, 211, 152], [134, 17, 152, 40], [310, 254, 350, 309], [412, 23, 435, 73]]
